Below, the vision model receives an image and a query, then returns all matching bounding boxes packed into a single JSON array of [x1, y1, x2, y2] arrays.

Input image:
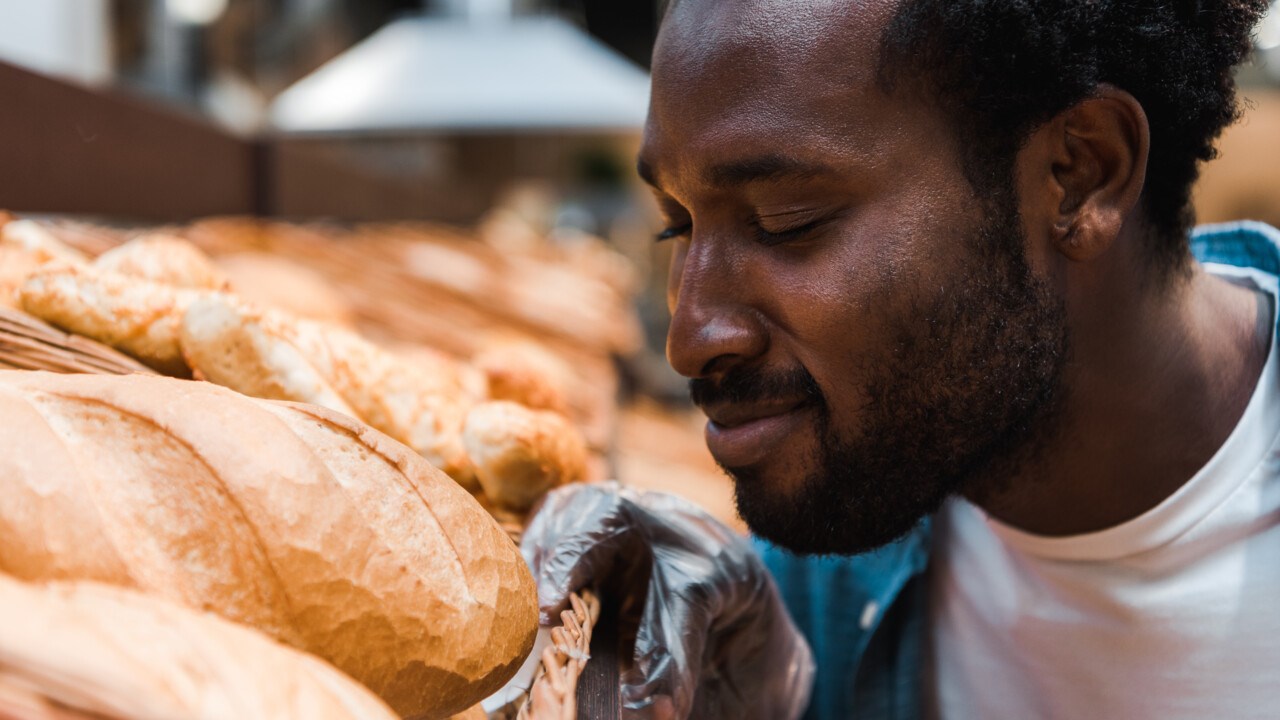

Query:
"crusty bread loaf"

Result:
[[94, 233, 229, 290], [0, 574, 399, 720], [0, 371, 536, 720], [17, 265, 196, 376], [463, 401, 588, 512], [180, 293, 477, 485]]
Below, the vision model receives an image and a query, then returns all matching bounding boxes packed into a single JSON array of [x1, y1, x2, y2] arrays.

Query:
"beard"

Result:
[[695, 193, 1069, 556]]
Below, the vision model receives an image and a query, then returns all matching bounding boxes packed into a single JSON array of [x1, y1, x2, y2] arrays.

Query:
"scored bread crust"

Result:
[[0, 574, 399, 720], [0, 371, 537, 720]]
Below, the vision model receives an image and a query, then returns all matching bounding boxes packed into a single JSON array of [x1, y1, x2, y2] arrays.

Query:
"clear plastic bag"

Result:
[[522, 482, 815, 720]]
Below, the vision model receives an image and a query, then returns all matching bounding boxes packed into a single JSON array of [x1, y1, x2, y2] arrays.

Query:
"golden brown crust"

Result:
[[296, 322, 478, 486], [463, 401, 588, 512], [179, 294, 356, 415], [17, 265, 196, 376], [177, 295, 478, 486], [0, 371, 537, 720], [93, 234, 229, 290], [0, 574, 399, 720], [471, 341, 571, 415]]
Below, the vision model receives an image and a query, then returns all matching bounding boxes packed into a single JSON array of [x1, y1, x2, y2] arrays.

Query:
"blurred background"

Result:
[[1, 0, 1279, 527]]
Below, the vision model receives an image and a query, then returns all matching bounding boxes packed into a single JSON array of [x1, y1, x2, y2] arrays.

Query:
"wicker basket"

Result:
[[0, 307, 156, 376]]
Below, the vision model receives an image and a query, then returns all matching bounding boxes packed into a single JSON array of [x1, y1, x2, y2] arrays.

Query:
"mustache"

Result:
[[689, 365, 824, 409]]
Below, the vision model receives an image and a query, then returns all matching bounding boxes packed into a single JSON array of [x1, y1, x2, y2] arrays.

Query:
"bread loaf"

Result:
[[180, 295, 356, 415], [463, 401, 588, 512], [94, 233, 229, 290], [180, 293, 477, 485], [0, 371, 537, 720], [0, 574, 399, 720], [17, 265, 196, 376]]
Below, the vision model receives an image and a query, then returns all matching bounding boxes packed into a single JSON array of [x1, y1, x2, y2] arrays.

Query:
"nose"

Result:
[[665, 234, 768, 379]]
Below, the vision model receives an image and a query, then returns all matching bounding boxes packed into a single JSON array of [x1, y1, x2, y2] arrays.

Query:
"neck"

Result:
[[974, 247, 1271, 536]]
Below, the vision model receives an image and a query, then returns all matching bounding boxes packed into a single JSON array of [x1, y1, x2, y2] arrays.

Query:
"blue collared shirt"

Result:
[[754, 220, 1280, 720]]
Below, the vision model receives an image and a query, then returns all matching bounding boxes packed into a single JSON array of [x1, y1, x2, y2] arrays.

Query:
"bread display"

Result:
[[0, 371, 538, 720], [94, 233, 229, 290], [0, 573, 399, 720], [464, 401, 588, 512], [17, 265, 195, 376]]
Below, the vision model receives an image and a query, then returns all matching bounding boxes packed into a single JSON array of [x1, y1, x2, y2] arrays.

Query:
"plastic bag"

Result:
[[522, 482, 815, 720]]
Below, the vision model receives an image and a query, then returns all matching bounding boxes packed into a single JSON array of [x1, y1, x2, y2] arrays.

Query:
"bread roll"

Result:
[[94, 233, 229, 290], [17, 265, 196, 376], [0, 371, 537, 720], [463, 401, 588, 512], [180, 294, 477, 485], [0, 574, 398, 720]]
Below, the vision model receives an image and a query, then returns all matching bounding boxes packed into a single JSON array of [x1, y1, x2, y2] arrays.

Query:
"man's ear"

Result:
[[1019, 84, 1149, 263]]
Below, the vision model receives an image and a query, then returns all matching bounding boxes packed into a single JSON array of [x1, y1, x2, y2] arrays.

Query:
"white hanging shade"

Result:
[[269, 15, 652, 133]]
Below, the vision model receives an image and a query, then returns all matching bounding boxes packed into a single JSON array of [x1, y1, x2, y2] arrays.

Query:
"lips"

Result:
[[702, 399, 813, 469]]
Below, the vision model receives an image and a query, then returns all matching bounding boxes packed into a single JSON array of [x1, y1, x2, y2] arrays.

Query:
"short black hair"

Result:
[[878, 0, 1269, 275]]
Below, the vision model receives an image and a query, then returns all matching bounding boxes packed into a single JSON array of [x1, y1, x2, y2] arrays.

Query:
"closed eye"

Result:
[[656, 223, 692, 242]]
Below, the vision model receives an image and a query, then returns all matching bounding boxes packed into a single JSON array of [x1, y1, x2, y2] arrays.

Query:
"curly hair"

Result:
[[878, 0, 1270, 274]]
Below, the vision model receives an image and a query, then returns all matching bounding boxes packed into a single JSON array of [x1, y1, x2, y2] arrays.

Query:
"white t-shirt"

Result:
[[926, 264, 1280, 720]]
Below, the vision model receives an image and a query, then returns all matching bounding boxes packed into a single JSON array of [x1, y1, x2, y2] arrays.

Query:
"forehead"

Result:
[[643, 0, 904, 185]]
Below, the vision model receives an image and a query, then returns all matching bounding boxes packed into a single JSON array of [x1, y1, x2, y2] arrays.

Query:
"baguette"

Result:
[[180, 294, 356, 415], [463, 401, 588, 512], [180, 293, 477, 485], [0, 371, 537, 720], [0, 220, 89, 309], [94, 233, 229, 290], [0, 574, 399, 720], [17, 265, 196, 376], [472, 340, 571, 415]]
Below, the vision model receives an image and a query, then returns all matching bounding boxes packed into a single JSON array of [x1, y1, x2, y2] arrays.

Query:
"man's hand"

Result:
[[521, 482, 814, 720]]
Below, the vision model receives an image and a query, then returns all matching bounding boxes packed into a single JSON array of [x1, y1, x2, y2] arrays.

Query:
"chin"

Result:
[[727, 452, 942, 557]]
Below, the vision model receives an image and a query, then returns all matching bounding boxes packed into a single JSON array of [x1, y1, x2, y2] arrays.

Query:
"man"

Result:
[[523, 0, 1278, 717]]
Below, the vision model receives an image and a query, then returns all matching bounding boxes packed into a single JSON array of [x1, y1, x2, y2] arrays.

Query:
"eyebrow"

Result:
[[636, 154, 837, 191]]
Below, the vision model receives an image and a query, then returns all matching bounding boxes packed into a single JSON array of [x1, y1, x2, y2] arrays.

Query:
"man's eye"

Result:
[[655, 223, 692, 242], [753, 219, 824, 246]]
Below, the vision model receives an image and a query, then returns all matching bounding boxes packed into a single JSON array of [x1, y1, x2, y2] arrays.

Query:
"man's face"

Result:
[[642, 0, 1069, 554]]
